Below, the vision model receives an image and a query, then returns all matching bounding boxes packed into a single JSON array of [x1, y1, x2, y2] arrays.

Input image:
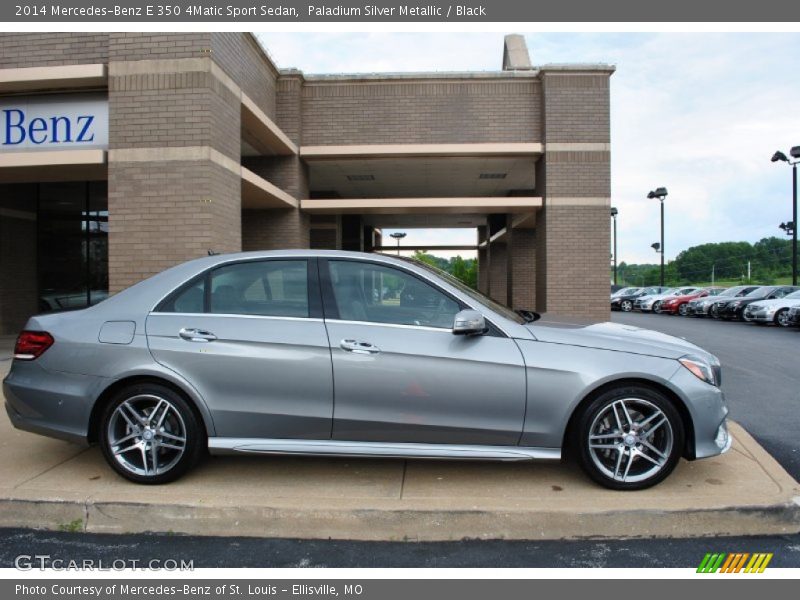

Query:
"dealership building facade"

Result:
[[0, 32, 613, 335]]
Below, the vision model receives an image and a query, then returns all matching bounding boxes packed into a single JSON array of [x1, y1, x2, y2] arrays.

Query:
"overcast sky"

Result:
[[257, 32, 800, 264]]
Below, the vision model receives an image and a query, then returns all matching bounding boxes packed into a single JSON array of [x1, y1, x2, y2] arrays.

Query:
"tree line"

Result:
[[616, 237, 795, 287]]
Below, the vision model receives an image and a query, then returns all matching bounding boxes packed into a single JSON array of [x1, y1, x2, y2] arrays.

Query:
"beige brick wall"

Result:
[[108, 33, 211, 62], [535, 70, 612, 321], [108, 161, 240, 292], [511, 228, 536, 310], [488, 243, 508, 306], [107, 33, 244, 292], [0, 33, 108, 68], [301, 78, 540, 145]]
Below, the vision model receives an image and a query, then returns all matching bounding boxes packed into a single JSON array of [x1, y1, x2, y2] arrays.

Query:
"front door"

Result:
[[146, 258, 333, 439], [321, 259, 526, 446]]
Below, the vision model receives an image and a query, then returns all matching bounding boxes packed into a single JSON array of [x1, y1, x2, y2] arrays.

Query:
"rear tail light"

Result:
[[14, 331, 54, 360]]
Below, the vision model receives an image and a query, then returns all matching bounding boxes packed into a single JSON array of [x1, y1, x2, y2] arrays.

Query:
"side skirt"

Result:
[[207, 438, 560, 461]]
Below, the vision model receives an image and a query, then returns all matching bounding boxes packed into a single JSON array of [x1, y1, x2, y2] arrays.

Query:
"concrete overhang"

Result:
[[241, 94, 297, 157], [0, 64, 107, 93], [301, 143, 542, 159], [0, 149, 106, 182], [241, 166, 298, 209], [301, 197, 541, 215]]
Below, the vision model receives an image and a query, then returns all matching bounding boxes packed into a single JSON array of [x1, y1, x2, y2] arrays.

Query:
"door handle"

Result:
[[340, 339, 380, 354], [179, 327, 217, 343]]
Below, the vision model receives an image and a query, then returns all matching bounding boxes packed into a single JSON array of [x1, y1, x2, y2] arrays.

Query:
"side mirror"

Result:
[[452, 309, 487, 336]]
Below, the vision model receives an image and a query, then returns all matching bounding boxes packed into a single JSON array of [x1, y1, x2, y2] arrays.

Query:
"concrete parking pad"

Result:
[[1, 362, 799, 540]]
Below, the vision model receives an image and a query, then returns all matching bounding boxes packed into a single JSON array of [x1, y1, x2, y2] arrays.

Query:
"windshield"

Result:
[[784, 290, 800, 299], [400, 257, 526, 324]]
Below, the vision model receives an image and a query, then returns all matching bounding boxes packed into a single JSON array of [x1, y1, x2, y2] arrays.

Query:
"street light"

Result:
[[647, 187, 668, 286], [610, 207, 619, 285], [389, 232, 407, 256], [771, 146, 799, 285]]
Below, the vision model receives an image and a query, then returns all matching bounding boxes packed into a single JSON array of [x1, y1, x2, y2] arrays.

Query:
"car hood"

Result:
[[524, 320, 711, 361]]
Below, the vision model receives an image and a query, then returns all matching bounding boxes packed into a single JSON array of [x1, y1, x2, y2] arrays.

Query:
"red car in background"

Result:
[[660, 287, 726, 316]]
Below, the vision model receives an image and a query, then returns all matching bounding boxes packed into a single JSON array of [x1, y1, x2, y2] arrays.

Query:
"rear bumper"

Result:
[[2, 360, 105, 445]]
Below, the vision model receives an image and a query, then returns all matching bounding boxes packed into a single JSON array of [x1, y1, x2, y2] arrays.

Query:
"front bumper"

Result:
[[668, 365, 731, 460], [743, 307, 772, 323]]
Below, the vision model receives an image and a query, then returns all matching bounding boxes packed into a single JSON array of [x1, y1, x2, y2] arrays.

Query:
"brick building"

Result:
[[0, 32, 614, 335]]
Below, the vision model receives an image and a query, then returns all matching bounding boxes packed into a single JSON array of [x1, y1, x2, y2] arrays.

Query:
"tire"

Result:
[[573, 385, 684, 491], [620, 300, 633, 312], [775, 308, 792, 328], [99, 382, 205, 484], [653, 301, 662, 314], [678, 303, 688, 316]]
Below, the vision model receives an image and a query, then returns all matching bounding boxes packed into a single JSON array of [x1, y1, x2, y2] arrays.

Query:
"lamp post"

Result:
[[647, 187, 668, 286], [771, 147, 799, 286], [610, 207, 618, 285], [389, 232, 407, 256]]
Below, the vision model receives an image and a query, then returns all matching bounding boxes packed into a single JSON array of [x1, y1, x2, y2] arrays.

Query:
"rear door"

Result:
[[145, 258, 333, 439]]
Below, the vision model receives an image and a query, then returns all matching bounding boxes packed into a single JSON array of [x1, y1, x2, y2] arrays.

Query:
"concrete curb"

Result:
[[1, 495, 800, 541]]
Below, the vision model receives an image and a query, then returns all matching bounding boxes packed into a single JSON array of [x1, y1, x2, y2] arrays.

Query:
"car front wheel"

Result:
[[620, 300, 633, 312], [99, 383, 204, 484], [775, 308, 792, 328], [574, 385, 684, 491]]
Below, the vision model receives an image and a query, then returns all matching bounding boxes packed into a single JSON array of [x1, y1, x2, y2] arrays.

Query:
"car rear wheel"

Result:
[[653, 301, 663, 314], [99, 383, 204, 484], [574, 385, 684, 491], [775, 308, 791, 328], [678, 303, 688, 316], [620, 300, 633, 312]]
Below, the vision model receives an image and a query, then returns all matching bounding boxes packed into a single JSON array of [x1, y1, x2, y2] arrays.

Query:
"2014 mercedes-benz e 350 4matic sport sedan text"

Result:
[[3, 250, 731, 490]]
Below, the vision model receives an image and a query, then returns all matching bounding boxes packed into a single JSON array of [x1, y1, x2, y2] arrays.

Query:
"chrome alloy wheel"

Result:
[[776, 309, 791, 327], [107, 394, 187, 477], [587, 398, 674, 484]]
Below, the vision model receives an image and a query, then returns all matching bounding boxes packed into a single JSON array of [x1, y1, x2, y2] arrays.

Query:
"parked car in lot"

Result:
[[660, 287, 726, 316], [712, 285, 800, 321], [637, 287, 699, 313], [788, 305, 800, 327], [743, 289, 800, 327], [611, 287, 663, 312], [688, 286, 758, 317], [3, 250, 731, 491]]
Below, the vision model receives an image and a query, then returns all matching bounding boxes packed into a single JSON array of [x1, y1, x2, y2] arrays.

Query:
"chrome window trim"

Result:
[[148, 312, 323, 323], [324, 318, 452, 333]]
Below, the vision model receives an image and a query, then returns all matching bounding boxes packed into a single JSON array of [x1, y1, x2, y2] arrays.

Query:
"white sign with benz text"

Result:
[[0, 93, 108, 152]]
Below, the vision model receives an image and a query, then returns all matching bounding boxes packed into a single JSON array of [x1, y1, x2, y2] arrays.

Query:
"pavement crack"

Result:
[[12, 447, 91, 490]]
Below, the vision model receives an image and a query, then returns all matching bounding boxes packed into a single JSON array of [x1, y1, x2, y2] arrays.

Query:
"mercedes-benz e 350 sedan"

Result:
[[3, 251, 731, 490]]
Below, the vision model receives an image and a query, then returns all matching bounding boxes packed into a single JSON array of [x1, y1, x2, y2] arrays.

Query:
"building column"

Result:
[[107, 34, 242, 292], [476, 226, 488, 294], [510, 227, 536, 310], [241, 73, 309, 251], [534, 68, 613, 320]]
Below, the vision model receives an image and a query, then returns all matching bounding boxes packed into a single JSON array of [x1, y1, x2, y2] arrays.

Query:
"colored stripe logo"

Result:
[[697, 552, 773, 573]]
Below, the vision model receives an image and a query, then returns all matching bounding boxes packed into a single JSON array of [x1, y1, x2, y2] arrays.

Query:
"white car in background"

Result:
[[743, 290, 800, 327]]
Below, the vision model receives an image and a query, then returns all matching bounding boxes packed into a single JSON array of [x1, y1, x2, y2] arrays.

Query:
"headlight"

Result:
[[611, 298, 620, 304], [679, 354, 719, 386]]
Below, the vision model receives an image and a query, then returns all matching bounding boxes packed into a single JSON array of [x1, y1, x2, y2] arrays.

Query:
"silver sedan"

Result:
[[3, 250, 731, 490]]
